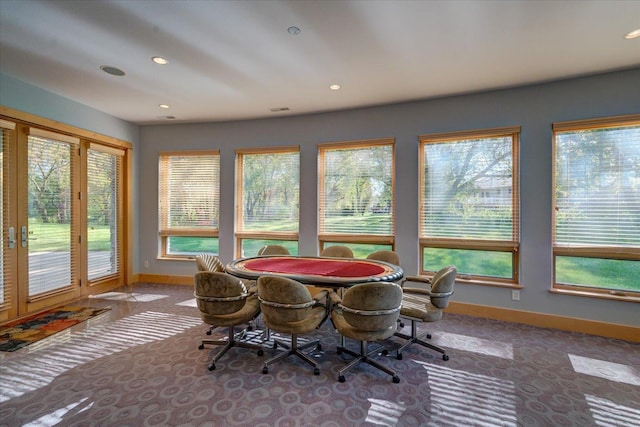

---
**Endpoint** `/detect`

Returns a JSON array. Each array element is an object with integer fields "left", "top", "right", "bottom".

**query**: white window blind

[
  {"left": 319, "top": 141, "right": 394, "bottom": 236},
  {"left": 237, "top": 149, "right": 299, "bottom": 232},
  {"left": 159, "top": 151, "right": 220, "bottom": 234},
  {"left": 554, "top": 124, "right": 640, "bottom": 250}
]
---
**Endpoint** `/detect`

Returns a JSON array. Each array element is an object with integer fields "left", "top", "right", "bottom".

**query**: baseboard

[
  {"left": 132, "top": 274, "right": 639, "bottom": 342},
  {"left": 446, "top": 301, "right": 640, "bottom": 343}
]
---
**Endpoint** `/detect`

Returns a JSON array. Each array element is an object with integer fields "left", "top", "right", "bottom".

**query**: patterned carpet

[{"left": 0, "top": 283, "right": 638, "bottom": 426}]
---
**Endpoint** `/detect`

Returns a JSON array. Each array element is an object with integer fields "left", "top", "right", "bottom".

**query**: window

[
  {"left": 318, "top": 138, "right": 395, "bottom": 258},
  {"left": 158, "top": 151, "right": 220, "bottom": 258},
  {"left": 419, "top": 127, "right": 520, "bottom": 285},
  {"left": 235, "top": 147, "right": 299, "bottom": 257},
  {"left": 553, "top": 114, "right": 640, "bottom": 298}
]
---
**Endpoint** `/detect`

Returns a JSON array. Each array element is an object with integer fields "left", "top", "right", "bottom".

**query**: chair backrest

[
  {"left": 194, "top": 271, "right": 248, "bottom": 315},
  {"left": 366, "top": 250, "right": 400, "bottom": 266},
  {"left": 257, "top": 244, "right": 290, "bottom": 256},
  {"left": 257, "top": 276, "right": 315, "bottom": 324},
  {"left": 195, "top": 253, "right": 225, "bottom": 272},
  {"left": 341, "top": 282, "right": 402, "bottom": 332},
  {"left": 429, "top": 266, "right": 457, "bottom": 309},
  {"left": 321, "top": 245, "right": 354, "bottom": 258}
]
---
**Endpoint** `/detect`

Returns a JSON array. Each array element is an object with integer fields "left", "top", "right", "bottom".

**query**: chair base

[
  {"left": 336, "top": 338, "right": 400, "bottom": 383},
  {"left": 394, "top": 318, "right": 449, "bottom": 361},
  {"left": 199, "top": 325, "right": 264, "bottom": 371},
  {"left": 262, "top": 335, "right": 321, "bottom": 375}
]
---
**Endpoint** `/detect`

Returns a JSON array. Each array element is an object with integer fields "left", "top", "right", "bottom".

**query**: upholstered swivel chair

[
  {"left": 366, "top": 250, "right": 400, "bottom": 266},
  {"left": 257, "top": 276, "right": 328, "bottom": 375},
  {"left": 321, "top": 245, "right": 354, "bottom": 258},
  {"left": 194, "top": 271, "right": 264, "bottom": 370},
  {"left": 394, "top": 266, "right": 457, "bottom": 361},
  {"left": 257, "top": 244, "right": 290, "bottom": 256},
  {"left": 330, "top": 282, "right": 403, "bottom": 383}
]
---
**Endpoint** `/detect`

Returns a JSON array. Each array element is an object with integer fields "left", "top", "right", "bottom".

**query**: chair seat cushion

[{"left": 400, "top": 291, "right": 443, "bottom": 322}]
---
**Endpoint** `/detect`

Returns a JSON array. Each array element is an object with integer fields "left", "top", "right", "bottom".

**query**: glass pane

[
  {"left": 87, "top": 149, "right": 120, "bottom": 280},
  {"left": 167, "top": 237, "right": 218, "bottom": 256},
  {"left": 321, "top": 145, "right": 393, "bottom": 235},
  {"left": 28, "top": 136, "right": 72, "bottom": 295},
  {"left": 555, "top": 126, "right": 640, "bottom": 247},
  {"left": 556, "top": 256, "right": 640, "bottom": 292},
  {"left": 241, "top": 152, "right": 299, "bottom": 232},
  {"left": 423, "top": 247, "right": 512, "bottom": 279},
  {"left": 240, "top": 239, "right": 299, "bottom": 257},
  {"left": 422, "top": 137, "right": 514, "bottom": 240},
  {"left": 325, "top": 242, "right": 392, "bottom": 259}
]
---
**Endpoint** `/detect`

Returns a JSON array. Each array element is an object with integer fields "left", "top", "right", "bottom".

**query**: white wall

[{"left": 138, "top": 68, "right": 640, "bottom": 327}]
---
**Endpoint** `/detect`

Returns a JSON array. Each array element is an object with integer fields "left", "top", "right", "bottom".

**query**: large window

[
  {"left": 318, "top": 138, "right": 395, "bottom": 257},
  {"left": 419, "top": 127, "right": 520, "bottom": 285},
  {"left": 235, "top": 147, "right": 300, "bottom": 257},
  {"left": 158, "top": 151, "right": 220, "bottom": 258},
  {"left": 553, "top": 114, "right": 640, "bottom": 299}
]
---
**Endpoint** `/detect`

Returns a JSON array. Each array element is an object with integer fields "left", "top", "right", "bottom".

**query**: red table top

[{"left": 225, "top": 255, "right": 403, "bottom": 287}]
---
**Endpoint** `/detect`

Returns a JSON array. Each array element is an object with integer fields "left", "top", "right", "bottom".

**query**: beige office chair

[
  {"left": 330, "top": 282, "right": 402, "bottom": 383},
  {"left": 194, "top": 271, "right": 264, "bottom": 370},
  {"left": 321, "top": 245, "right": 354, "bottom": 258},
  {"left": 366, "top": 250, "right": 400, "bottom": 266},
  {"left": 395, "top": 265, "right": 457, "bottom": 361},
  {"left": 257, "top": 276, "right": 328, "bottom": 375},
  {"left": 195, "top": 253, "right": 225, "bottom": 272},
  {"left": 257, "top": 244, "right": 290, "bottom": 256}
]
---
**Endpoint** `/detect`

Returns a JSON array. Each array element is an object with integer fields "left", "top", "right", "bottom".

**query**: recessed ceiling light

[
  {"left": 287, "top": 26, "right": 301, "bottom": 35},
  {"left": 330, "top": 84, "right": 341, "bottom": 90},
  {"left": 100, "top": 65, "right": 125, "bottom": 76},
  {"left": 625, "top": 29, "right": 640, "bottom": 39},
  {"left": 159, "top": 104, "right": 170, "bottom": 109},
  {"left": 152, "top": 56, "right": 169, "bottom": 65}
]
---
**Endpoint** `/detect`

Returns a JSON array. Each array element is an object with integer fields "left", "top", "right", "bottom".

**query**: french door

[{"left": 1, "top": 118, "right": 125, "bottom": 322}]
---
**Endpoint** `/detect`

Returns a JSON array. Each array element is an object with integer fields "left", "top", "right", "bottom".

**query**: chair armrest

[
  {"left": 403, "top": 287, "right": 454, "bottom": 298},
  {"left": 313, "top": 289, "right": 330, "bottom": 305},
  {"left": 401, "top": 275, "right": 433, "bottom": 287},
  {"left": 328, "top": 290, "right": 342, "bottom": 306}
]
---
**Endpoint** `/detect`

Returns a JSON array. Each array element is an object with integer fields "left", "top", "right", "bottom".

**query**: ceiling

[{"left": 1, "top": 0, "right": 639, "bottom": 125}]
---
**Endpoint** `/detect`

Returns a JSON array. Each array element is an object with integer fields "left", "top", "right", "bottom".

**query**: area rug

[{"left": 0, "top": 305, "right": 111, "bottom": 352}]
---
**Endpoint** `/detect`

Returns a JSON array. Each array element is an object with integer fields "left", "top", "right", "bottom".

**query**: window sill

[{"left": 549, "top": 287, "right": 640, "bottom": 303}]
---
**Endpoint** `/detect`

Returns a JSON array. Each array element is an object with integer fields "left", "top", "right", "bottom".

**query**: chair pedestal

[
  {"left": 262, "top": 335, "right": 321, "bottom": 375},
  {"left": 199, "top": 325, "right": 264, "bottom": 371},
  {"left": 394, "top": 317, "right": 449, "bottom": 361},
  {"left": 336, "top": 336, "right": 400, "bottom": 383}
]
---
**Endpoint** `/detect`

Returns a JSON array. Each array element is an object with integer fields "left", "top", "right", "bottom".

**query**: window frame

[
  {"left": 418, "top": 126, "right": 521, "bottom": 287},
  {"left": 158, "top": 150, "right": 220, "bottom": 259},
  {"left": 551, "top": 114, "right": 640, "bottom": 301},
  {"left": 234, "top": 146, "right": 300, "bottom": 258},
  {"left": 318, "top": 138, "right": 396, "bottom": 254}
]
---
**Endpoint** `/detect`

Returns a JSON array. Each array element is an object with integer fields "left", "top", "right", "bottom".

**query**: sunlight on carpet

[
  {"left": 365, "top": 398, "right": 405, "bottom": 426},
  {"left": 586, "top": 394, "right": 640, "bottom": 426},
  {"left": 176, "top": 298, "right": 197, "bottom": 307},
  {"left": 0, "top": 311, "right": 202, "bottom": 403},
  {"left": 433, "top": 331, "right": 514, "bottom": 359},
  {"left": 416, "top": 360, "right": 517, "bottom": 425},
  {"left": 89, "top": 292, "right": 169, "bottom": 302},
  {"left": 569, "top": 354, "right": 640, "bottom": 386}
]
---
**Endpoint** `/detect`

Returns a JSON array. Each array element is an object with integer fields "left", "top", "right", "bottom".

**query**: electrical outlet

[
  {"left": 144, "top": 260, "right": 149, "bottom": 269},
  {"left": 512, "top": 290, "right": 520, "bottom": 301}
]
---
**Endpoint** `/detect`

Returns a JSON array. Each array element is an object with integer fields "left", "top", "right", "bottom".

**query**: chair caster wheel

[
  {"left": 316, "top": 344, "right": 322, "bottom": 351},
  {"left": 399, "top": 322, "right": 405, "bottom": 328},
  {"left": 442, "top": 354, "right": 449, "bottom": 361},
  {"left": 426, "top": 334, "right": 432, "bottom": 339},
  {"left": 396, "top": 353, "right": 403, "bottom": 360},
  {"left": 257, "top": 349, "right": 264, "bottom": 356},
  {"left": 198, "top": 343, "right": 205, "bottom": 350},
  {"left": 272, "top": 342, "right": 278, "bottom": 349},
  {"left": 247, "top": 325, "right": 253, "bottom": 331},
  {"left": 336, "top": 348, "right": 342, "bottom": 355},
  {"left": 392, "top": 376, "right": 400, "bottom": 383},
  {"left": 338, "top": 375, "right": 345, "bottom": 383},
  {"left": 381, "top": 349, "right": 389, "bottom": 356},
  {"left": 208, "top": 364, "right": 216, "bottom": 371},
  {"left": 206, "top": 329, "right": 212, "bottom": 335},
  {"left": 262, "top": 367, "right": 269, "bottom": 374},
  {"left": 314, "top": 368, "right": 320, "bottom": 375}
]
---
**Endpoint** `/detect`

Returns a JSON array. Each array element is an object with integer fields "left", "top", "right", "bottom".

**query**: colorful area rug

[{"left": 0, "top": 305, "right": 111, "bottom": 352}]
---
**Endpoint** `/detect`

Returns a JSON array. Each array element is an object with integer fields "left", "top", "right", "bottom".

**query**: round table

[{"left": 225, "top": 255, "right": 403, "bottom": 288}]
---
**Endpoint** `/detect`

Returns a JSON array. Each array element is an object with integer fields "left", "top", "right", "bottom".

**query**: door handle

[{"left": 8, "top": 227, "right": 16, "bottom": 249}]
